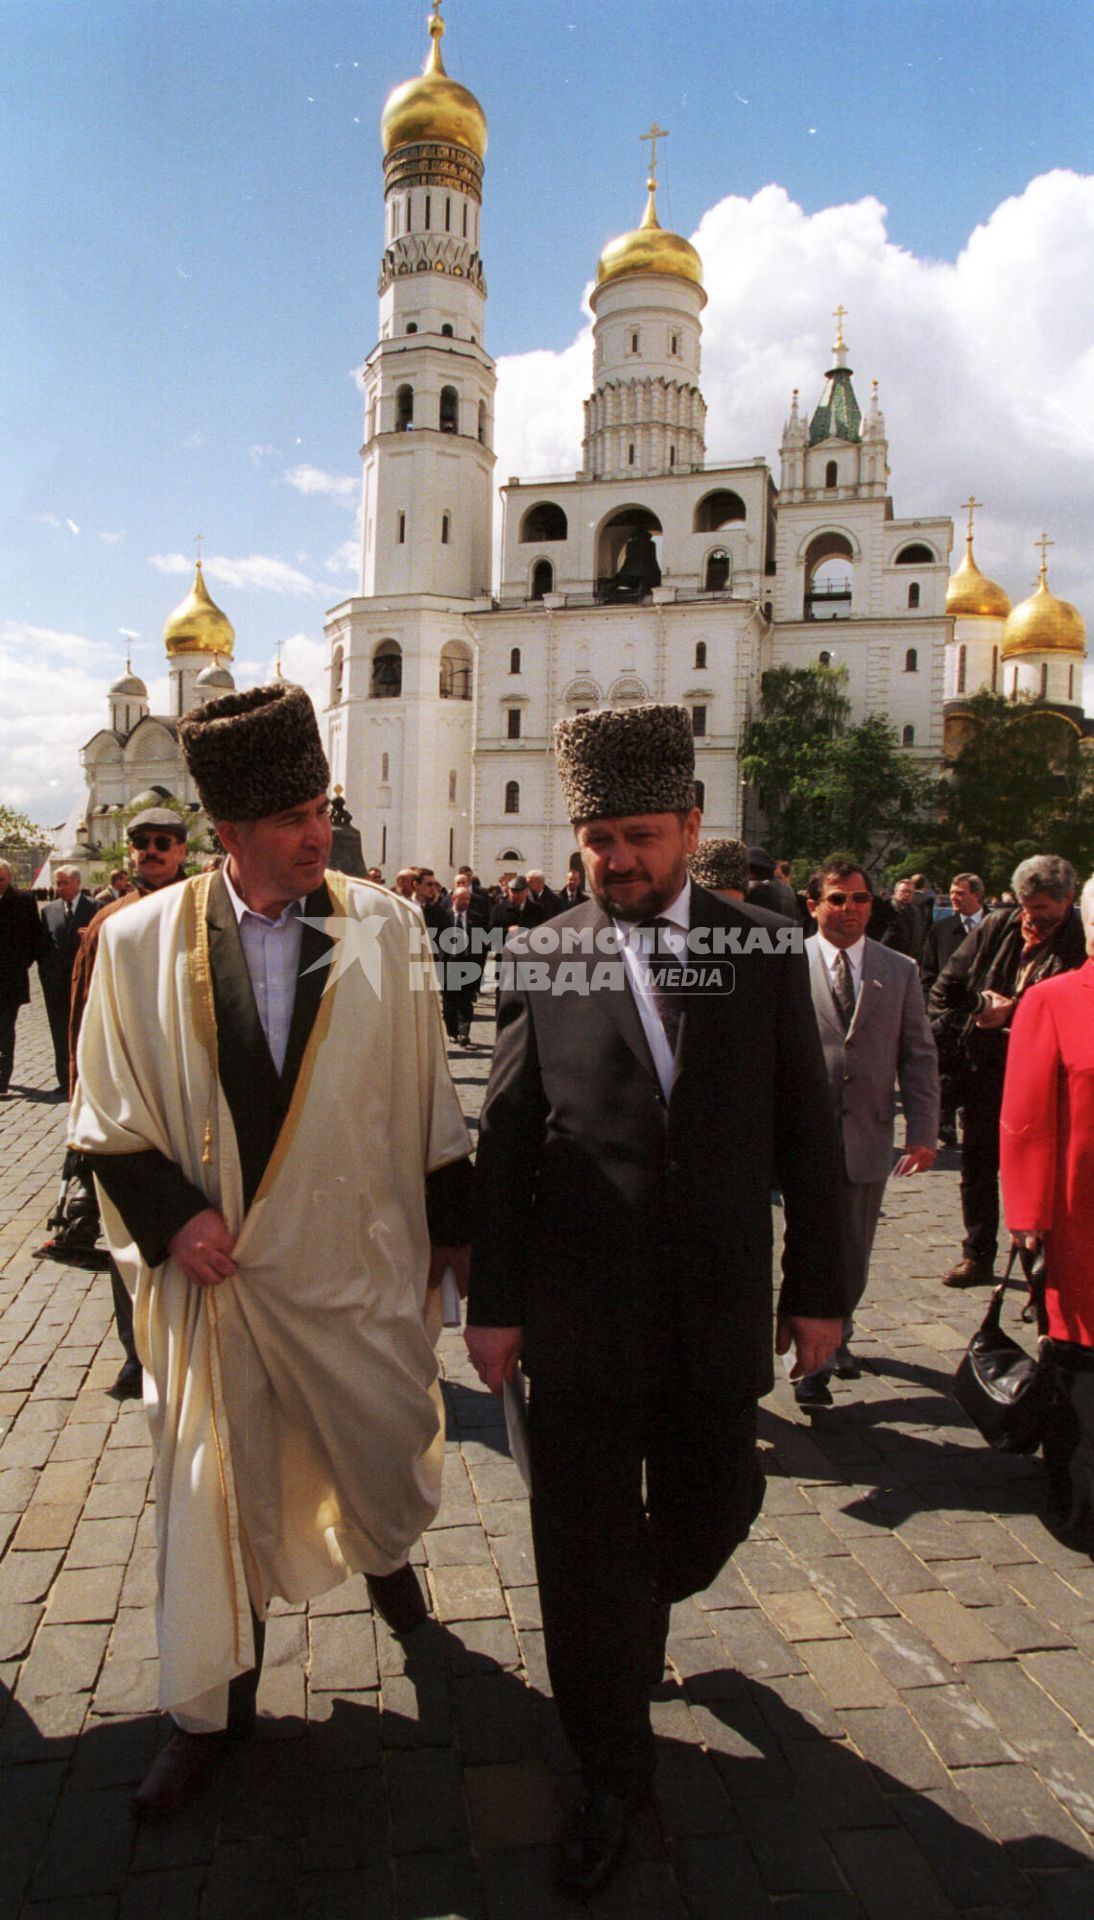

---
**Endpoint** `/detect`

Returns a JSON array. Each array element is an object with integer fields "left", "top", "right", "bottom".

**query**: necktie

[
  {"left": 643, "top": 918, "right": 685, "bottom": 1053},
  {"left": 832, "top": 949, "right": 855, "bottom": 1030}
]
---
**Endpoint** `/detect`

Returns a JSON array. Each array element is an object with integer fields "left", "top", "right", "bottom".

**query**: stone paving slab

[{"left": 2, "top": 982, "right": 1094, "bottom": 1916}]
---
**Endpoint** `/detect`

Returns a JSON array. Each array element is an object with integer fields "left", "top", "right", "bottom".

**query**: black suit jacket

[
  {"left": 469, "top": 886, "right": 847, "bottom": 1400},
  {"left": 38, "top": 894, "right": 98, "bottom": 998},
  {"left": 919, "top": 910, "right": 991, "bottom": 999},
  {"left": 0, "top": 887, "right": 44, "bottom": 1004}
]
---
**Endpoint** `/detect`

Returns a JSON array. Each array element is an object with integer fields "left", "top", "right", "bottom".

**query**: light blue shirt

[{"left": 222, "top": 863, "right": 305, "bottom": 1076}]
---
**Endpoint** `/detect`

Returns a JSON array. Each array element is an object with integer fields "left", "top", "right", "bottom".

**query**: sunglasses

[
  {"left": 823, "top": 890, "right": 872, "bottom": 906},
  {"left": 130, "top": 834, "right": 180, "bottom": 853}
]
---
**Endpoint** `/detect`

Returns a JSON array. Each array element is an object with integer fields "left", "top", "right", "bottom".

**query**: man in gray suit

[{"left": 801, "top": 858, "right": 940, "bottom": 1405}]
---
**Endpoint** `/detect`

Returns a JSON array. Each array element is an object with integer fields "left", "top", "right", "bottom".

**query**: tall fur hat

[
  {"left": 688, "top": 837, "right": 749, "bottom": 893},
  {"left": 554, "top": 704, "right": 696, "bottom": 823},
  {"left": 179, "top": 683, "right": 329, "bottom": 822}
]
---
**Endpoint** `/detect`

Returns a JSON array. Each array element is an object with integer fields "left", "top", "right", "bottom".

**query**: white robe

[{"left": 70, "top": 871, "right": 470, "bottom": 1731}]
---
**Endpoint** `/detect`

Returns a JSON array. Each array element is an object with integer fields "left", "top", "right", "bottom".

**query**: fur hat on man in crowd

[
  {"left": 688, "top": 837, "right": 749, "bottom": 894},
  {"left": 179, "top": 683, "right": 330, "bottom": 822},
  {"left": 553, "top": 704, "right": 696, "bottom": 824}
]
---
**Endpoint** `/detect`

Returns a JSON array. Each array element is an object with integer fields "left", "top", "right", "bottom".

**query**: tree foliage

[
  {"left": 921, "top": 692, "right": 1094, "bottom": 889},
  {"left": 741, "top": 665, "right": 934, "bottom": 874},
  {"left": 0, "top": 801, "right": 50, "bottom": 849}
]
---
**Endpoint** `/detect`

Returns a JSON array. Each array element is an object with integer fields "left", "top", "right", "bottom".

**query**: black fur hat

[
  {"left": 688, "top": 838, "right": 749, "bottom": 892},
  {"left": 179, "top": 683, "right": 329, "bottom": 822},
  {"left": 554, "top": 704, "right": 696, "bottom": 823}
]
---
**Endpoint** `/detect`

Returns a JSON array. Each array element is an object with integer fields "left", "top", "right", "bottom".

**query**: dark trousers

[
  {"left": 42, "top": 986, "right": 71, "bottom": 1090},
  {"left": 0, "top": 993, "right": 21, "bottom": 1092},
  {"left": 528, "top": 1383, "right": 763, "bottom": 1794},
  {"left": 960, "top": 1062, "right": 1006, "bottom": 1265},
  {"left": 109, "top": 1257, "right": 137, "bottom": 1365}
]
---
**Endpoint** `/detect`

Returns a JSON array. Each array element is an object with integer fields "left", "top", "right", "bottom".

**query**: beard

[{"left": 591, "top": 876, "right": 679, "bottom": 923}]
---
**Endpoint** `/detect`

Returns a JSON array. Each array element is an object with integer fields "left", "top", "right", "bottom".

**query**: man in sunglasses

[
  {"left": 801, "top": 859, "right": 939, "bottom": 1405},
  {"left": 35, "top": 810, "right": 191, "bottom": 1395}
]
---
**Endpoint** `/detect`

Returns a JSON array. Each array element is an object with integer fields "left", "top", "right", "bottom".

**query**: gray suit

[{"left": 807, "top": 936, "right": 940, "bottom": 1332}]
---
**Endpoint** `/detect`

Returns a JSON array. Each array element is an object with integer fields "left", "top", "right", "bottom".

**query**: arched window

[
  {"left": 448, "top": 770, "right": 457, "bottom": 804},
  {"left": 424, "top": 194, "right": 431, "bottom": 229},
  {"left": 504, "top": 780, "right": 520, "bottom": 815},
  {"left": 669, "top": 447, "right": 676, "bottom": 467},
  {"left": 441, "top": 512, "right": 451, "bottom": 545},
  {"left": 694, "top": 779, "right": 705, "bottom": 812},
  {"left": 670, "top": 333, "right": 679, "bottom": 356},
  {"left": 520, "top": 501, "right": 567, "bottom": 542},
  {"left": 630, "top": 330, "right": 640, "bottom": 353},
  {"left": 371, "top": 642, "right": 402, "bottom": 699},
  {"left": 694, "top": 641, "right": 707, "bottom": 669},
  {"left": 1069, "top": 663, "right": 1075, "bottom": 701},
  {"left": 991, "top": 646, "right": 998, "bottom": 692},
  {"left": 381, "top": 752, "right": 390, "bottom": 781},
  {"left": 628, "top": 444, "right": 635, "bottom": 466},
  {"left": 439, "top": 641, "right": 472, "bottom": 700},
  {"left": 439, "top": 386, "right": 459, "bottom": 434},
  {"left": 907, "top": 583, "right": 920, "bottom": 609},
  {"left": 1011, "top": 667, "right": 1019, "bottom": 699},
  {"left": 825, "top": 461, "right": 838, "bottom": 489},
  {"left": 895, "top": 543, "right": 936, "bottom": 564},
  {"left": 530, "top": 559, "right": 553, "bottom": 600},
  {"left": 704, "top": 550, "right": 730, "bottom": 592},
  {"left": 477, "top": 400, "right": 487, "bottom": 445},
  {"left": 804, "top": 532, "right": 854, "bottom": 621},
  {"left": 405, "top": 321, "right": 418, "bottom": 335},
  {"left": 395, "top": 385, "right": 413, "bottom": 431},
  {"left": 509, "top": 647, "right": 521, "bottom": 674},
  {"left": 957, "top": 644, "right": 967, "bottom": 694},
  {"left": 441, "top": 322, "right": 454, "bottom": 337},
  {"left": 905, "top": 648, "right": 918, "bottom": 673},
  {"left": 1040, "top": 662, "right": 1048, "bottom": 699},
  {"left": 693, "top": 491, "right": 746, "bottom": 533},
  {"left": 330, "top": 645, "right": 344, "bottom": 706},
  {"left": 397, "top": 511, "right": 406, "bottom": 544},
  {"left": 902, "top": 725, "right": 915, "bottom": 747},
  {"left": 818, "top": 650, "right": 831, "bottom": 667}
]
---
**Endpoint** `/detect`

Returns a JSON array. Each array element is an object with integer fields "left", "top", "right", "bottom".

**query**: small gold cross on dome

[{"left": 640, "top": 122, "right": 669, "bottom": 185}]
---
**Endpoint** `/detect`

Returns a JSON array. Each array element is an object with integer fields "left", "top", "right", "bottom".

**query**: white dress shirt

[
  {"left": 614, "top": 879, "right": 692, "bottom": 1102},
  {"left": 222, "top": 864, "right": 306, "bottom": 1076},
  {"left": 816, "top": 931, "right": 866, "bottom": 1019}
]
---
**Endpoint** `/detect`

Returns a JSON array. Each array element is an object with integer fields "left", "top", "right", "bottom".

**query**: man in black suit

[
  {"left": 489, "top": 873, "right": 550, "bottom": 934},
  {"left": 0, "top": 859, "right": 44, "bottom": 1097},
  {"left": 525, "top": 869, "right": 561, "bottom": 917},
  {"left": 556, "top": 867, "right": 588, "bottom": 911},
  {"left": 919, "top": 873, "right": 989, "bottom": 1147},
  {"left": 38, "top": 866, "right": 98, "bottom": 1091},
  {"left": 439, "top": 876, "right": 490, "bottom": 1044},
  {"left": 467, "top": 704, "right": 846, "bottom": 1896}
]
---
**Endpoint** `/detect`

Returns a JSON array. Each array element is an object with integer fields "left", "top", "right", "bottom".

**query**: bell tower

[{"left": 324, "top": 4, "right": 494, "bottom": 873}]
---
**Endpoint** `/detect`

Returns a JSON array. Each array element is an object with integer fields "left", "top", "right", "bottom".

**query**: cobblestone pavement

[{"left": 2, "top": 980, "right": 1094, "bottom": 1919}]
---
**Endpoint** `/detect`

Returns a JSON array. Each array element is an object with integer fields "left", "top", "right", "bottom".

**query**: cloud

[
  {"left": 493, "top": 169, "right": 1094, "bottom": 632},
  {"left": 325, "top": 537, "right": 359, "bottom": 577},
  {"left": 250, "top": 443, "right": 279, "bottom": 465},
  {"left": 0, "top": 622, "right": 116, "bottom": 823},
  {"left": 98, "top": 531, "right": 124, "bottom": 545},
  {"left": 283, "top": 464, "right": 357, "bottom": 503},
  {"left": 148, "top": 552, "right": 320, "bottom": 596}
]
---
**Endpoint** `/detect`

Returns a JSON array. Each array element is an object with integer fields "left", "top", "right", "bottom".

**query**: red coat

[{"left": 1000, "top": 959, "right": 1094, "bottom": 1345}]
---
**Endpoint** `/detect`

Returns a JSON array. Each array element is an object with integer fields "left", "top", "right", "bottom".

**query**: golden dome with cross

[{"left": 381, "top": 3, "right": 487, "bottom": 163}]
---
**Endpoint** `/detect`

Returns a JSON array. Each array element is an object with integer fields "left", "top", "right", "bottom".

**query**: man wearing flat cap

[
  {"left": 466, "top": 703, "right": 847, "bottom": 1896},
  {"left": 71, "top": 684, "right": 472, "bottom": 1818}
]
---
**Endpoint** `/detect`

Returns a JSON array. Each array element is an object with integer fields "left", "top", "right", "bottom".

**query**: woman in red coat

[{"left": 1000, "top": 890, "right": 1094, "bottom": 1535}]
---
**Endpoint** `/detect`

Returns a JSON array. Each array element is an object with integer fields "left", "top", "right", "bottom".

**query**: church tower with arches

[{"left": 324, "top": 2, "right": 495, "bottom": 874}]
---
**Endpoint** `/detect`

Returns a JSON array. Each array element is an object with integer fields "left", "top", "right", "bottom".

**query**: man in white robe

[{"left": 70, "top": 684, "right": 471, "bottom": 1817}]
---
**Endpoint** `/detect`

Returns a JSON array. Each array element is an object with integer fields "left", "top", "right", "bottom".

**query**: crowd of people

[{"left": 2, "top": 686, "right": 1093, "bottom": 1896}]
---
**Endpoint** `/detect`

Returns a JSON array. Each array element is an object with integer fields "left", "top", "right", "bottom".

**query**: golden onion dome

[
  {"left": 1003, "top": 562, "right": 1086, "bottom": 659},
  {"left": 595, "top": 184, "right": 704, "bottom": 296},
  {"left": 163, "top": 560, "right": 235, "bottom": 659},
  {"left": 381, "top": 6, "right": 487, "bottom": 163},
  {"left": 945, "top": 537, "right": 1011, "bottom": 619}
]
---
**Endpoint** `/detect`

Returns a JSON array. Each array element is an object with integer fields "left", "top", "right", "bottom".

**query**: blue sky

[{"left": 4, "top": 0, "right": 1094, "bottom": 825}]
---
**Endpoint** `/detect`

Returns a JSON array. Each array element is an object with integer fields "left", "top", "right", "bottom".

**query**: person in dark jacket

[
  {"left": 0, "top": 860, "right": 44, "bottom": 1096},
  {"left": 919, "top": 873, "right": 991, "bottom": 1146},
  {"left": 37, "top": 867, "right": 98, "bottom": 1090},
  {"left": 929, "top": 854, "right": 1085, "bottom": 1288}
]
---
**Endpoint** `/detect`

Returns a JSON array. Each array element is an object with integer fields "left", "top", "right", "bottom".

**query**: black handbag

[{"left": 953, "top": 1245, "right": 1049, "bottom": 1454}]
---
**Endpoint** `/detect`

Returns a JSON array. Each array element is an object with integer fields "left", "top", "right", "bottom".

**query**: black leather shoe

[
  {"left": 832, "top": 1346, "right": 861, "bottom": 1381},
  {"left": 794, "top": 1374, "right": 833, "bottom": 1408},
  {"left": 555, "top": 1787, "right": 644, "bottom": 1897},
  {"left": 109, "top": 1358, "right": 144, "bottom": 1401},
  {"left": 132, "top": 1728, "right": 225, "bottom": 1819},
  {"left": 366, "top": 1564, "right": 428, "bottom": 1635}
]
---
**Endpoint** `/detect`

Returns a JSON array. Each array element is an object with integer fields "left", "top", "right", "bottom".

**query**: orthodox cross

[
  {"left": 963, "top": 496, "right": 982, "bottom": 541},
  {"left": 640, "top": 122, "right": 668, "bottom": 185},
  {"left": 1036, "top": 530, "right": 1054, "bottom": 578},
  {"left": 832, "top": 303, "right": 848, "bottom": 349},
  {"left": 194, "top": 533, "right": 205, "bottom": 564}
]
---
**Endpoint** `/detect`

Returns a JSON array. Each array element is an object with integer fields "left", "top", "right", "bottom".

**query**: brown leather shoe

[
  {"left": 366, "top": 1564, "right": 427, "bottom": 1635},
  {"left": 943, "top": 1257, "right": 995, "bottom": 1289},
  {"left": 131, "top": 1728, "right": 224, "bottom": 1819}
]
